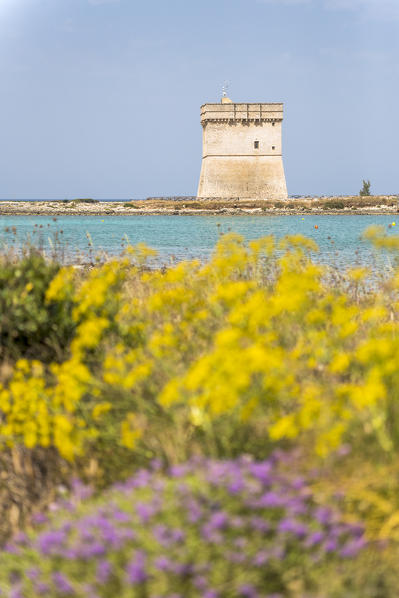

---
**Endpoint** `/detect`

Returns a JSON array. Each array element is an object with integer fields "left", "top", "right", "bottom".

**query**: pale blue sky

[{"left": 0, "top": 0, "right": 398, "bottom": 198}]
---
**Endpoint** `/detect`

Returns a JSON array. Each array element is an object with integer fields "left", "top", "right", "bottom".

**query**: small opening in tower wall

[
  {"left": 254, "top": 141, "right": 259, "bottom": 149},
  {"left": 272, "top": 146, "right": 276, "bottom": 150}
]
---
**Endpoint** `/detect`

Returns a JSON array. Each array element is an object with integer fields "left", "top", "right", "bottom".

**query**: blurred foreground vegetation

[{"left": 1, "top": 228, "right": 399, "bottom": 595}]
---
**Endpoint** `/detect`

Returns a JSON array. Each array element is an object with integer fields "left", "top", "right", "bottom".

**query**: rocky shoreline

[{"left": 0, "top": 197, "right": 398, "bottom": 216}]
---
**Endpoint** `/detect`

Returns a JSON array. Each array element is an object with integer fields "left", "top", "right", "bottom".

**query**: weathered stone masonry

[{"left": 197, "top": 98, "right": 288, "bottom": 200}]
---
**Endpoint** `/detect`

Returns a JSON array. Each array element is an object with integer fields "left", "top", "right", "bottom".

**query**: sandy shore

[{"left": 0, "top": 197, "right": 398, "bottom": 216}]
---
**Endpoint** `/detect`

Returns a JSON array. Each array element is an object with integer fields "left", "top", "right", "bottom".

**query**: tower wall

[{"left": 197, "top": 102, "right": 288, "bottom": 200}]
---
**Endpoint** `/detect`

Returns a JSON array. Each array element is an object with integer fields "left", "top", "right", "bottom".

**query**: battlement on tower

[{"left": 200, "top": 103, "right": 284, "bottom": 125}]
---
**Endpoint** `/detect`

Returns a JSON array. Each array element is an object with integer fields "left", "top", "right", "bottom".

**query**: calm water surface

[{"left": 0, "top": 214, "right": 397, "bottom": 269}]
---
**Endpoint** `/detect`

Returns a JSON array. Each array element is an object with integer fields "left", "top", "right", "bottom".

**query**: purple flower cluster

[{"left": 2, "top": 454, "right": 367, "bottom": 597}]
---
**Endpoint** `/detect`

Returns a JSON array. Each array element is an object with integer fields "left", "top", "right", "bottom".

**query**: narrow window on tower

[
  {"left": 254, "top": 141, "right": 259, "bottom": 149},
  {"left": 272, "top": 146, "right": 276, "bottom": 150}
]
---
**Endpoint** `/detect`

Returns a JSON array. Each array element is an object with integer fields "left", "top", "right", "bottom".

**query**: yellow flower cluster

[
  {"left": 0, "top": 358, "right": 93, "bottom": 460},
  {"left": 0, "top": 231, "right": 398, "bottom": 464},
  {"left": 0, "top": 258, "right": 130, "bottom": 460}
]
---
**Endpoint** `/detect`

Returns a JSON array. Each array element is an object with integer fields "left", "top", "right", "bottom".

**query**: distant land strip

[{"left": 0, "top": 197, "right": 398, "bottom": 216}]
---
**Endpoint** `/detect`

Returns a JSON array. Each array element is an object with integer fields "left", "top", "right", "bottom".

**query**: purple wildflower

[
  {"left": 208, "top": 511, "right": 228, "bottom": 530},
  {"left": 269, "top": 545, "right": 286, "bottom": 560},
  {"left": 132, "top": 469, "right": 152, "bottom": 488},
  {"left": 305, "top": 531, "right": 324, "bottom": 547},
  {"left": 153, "top": 524, "right": 184, "bottom": 547},
  {"left": 154, "top": 556, "right": 174, "bottom": 571},
  {"left": 170, "top": 464, "right": 190, "bottom": 478},
  {"left": 193, "top": 576, "right": 207, "bottom": 590},
  {"left": 253, "top": 550, "right": 269, "bottom": 566},
  {"left": 82, "top": 585, "right": 100, "bottom": 598},
  {"left": 96, "top": 560, "right": 112, "bottom": 584},
  {"left": 228, "top": 478, "right": 245, "bottom": 494},
  {"left": 285, "top": 496, "right": 308, "bottom": 516},
  {"left": 173, "top": 528, "right": 185, "bottom": 542},
  {"left": 291, "top": 477, "right": 306, "bottom": 490},
  {"left": 13, "top": 532, "right": 28, "bottom": 546},
  {"left": 76, "top": 542, "right": 107, "bottom": 559},
  {"left": 71, "top": 478, "right": 94, "bottom": 501},
  {"left": 201, "top": 524, "right": 223, "bottom": 544},
  {"left": 227, "top": 551, "right": 246, "bottom": 564},
  {"left": 234, "top": 537, "right": 248, "bottom": 548},
  {"left": 239, "top": 583, "right": 259, "bottom": 598},
  {"left": 61, "top": 548, "right": 80, "bottom": 559},
  {"left": 10, "top": 587, "right": 24, "bottom": 598},
  {"left": 152, "top": 522, "right": 166, "bottom": 539},
  {"left": 173, "top": 562, "right": 196, "bottom": 576},
  {"left": 135, "top": 501, "right": 158, "bottom": 523},
  {"left": 249, "top": 461, "right": 272, "bottom": 483},
  {"left": 150, "top": 458, "right": 162, "bottom": 471},
  {"left": 314, "top": 507, "right": 333, "bottom": 525},
  {"left": 336, "top": 444, "right": 351, "bottom": 457},
  {"left": 0, "top": 456, "right": 369, "bottom": 598},
  {"left": 278, "top": 518, "right": 307, "bottom": 537},
  {"left": 32, "top": 513, "right": 49, "bottom": 525},
  {"left": 340, "top": 537, "right": 367, "bottom": 558},
  {"left": 324, "top": 538, "right": 338, "bottom": 553},
  {"left": 60, "top": 521, "right": 73, "bottom": 534},
  {"left": 37, "top": 530, "right": 66, "bottom": 556},
  {"left": 26, "top": 568, "right": 40, "bottom": 581},
  {"left": 256, "top": 491, "right": 284, "bottom": 508},
  {"left": 250, "top": 516, "right": 270, "bottom": 532},
  {"left": 111, "top": 509, "right": 131, "bottom": 523},
  {"left": 347, "top": 522, "right": 365, "bottom": 538},
  {"left": 126, "top": 551, "right": 148, "bottom": 585},
  {"left": 52, "top": 572, "right": 74, "bottom": 594},
  {"left": 230, "top": 515, "right": 244, "bottom": 528},
  {"left": 184, "top": 498, "right": 203, "bottom": 523},
  {"left": 35, "top": 582, "right": 50, "bottom": 595}
]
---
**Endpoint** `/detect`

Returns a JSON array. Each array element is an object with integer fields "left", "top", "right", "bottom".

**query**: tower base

[{"left": 197, "top": 155, "right": 288, "bottom": 200}]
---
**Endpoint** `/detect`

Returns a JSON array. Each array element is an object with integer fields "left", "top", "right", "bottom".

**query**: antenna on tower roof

[{"left": 222, "top": 81, "right": 229, "bottom": 99}]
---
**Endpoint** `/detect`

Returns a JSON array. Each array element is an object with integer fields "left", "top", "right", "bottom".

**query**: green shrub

[
  {"left": 72, "top": 199, "right": 99, "bottom": 204},
  {"left": 0, "top": 252, "right": 75, "bottom": 362},
  {"left": 322, "top": 201, "right": 345, "bottom": 210}
]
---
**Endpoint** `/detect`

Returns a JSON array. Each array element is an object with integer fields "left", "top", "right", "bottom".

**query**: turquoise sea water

[{"left": 0, "top": 214, "right": 397, "bottom": 268}]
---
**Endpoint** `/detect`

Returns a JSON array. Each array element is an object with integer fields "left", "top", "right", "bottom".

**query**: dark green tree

[{"left": 359, "top": 179, "right": 371, "bottom": 196}]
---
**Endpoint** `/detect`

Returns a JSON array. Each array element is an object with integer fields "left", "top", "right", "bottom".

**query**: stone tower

[{"left": 197, "top": 97, "right": 288, "bottom": 200}]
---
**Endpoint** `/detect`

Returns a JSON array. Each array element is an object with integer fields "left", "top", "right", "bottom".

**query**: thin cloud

[
  {"left": 257, "top": 0, "right": 399, "bottom": 19},
  {"left": 326, "top": 0, "right": 399, "bottom": 18},
  {"left": 88, "top": 0, "right": 120, "bottom": 5},
  {"left": 256, "top": 0, "right": 311, "bottom": 4},
  {"left": 327, "top": 0, "right": 394, "bottom": 7}
]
